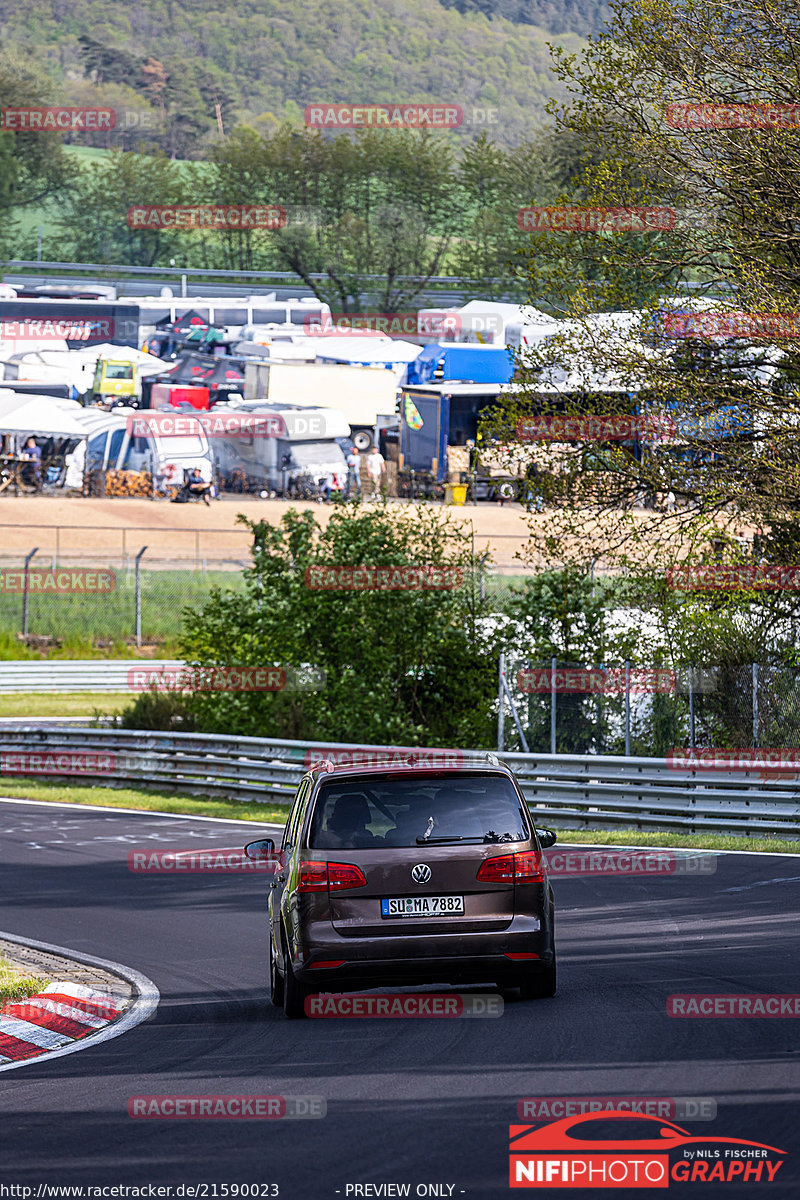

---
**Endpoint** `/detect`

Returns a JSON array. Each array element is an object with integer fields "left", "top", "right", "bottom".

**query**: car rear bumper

[{"left": 291, "top": 921, "right": 554, "bottom": 989}]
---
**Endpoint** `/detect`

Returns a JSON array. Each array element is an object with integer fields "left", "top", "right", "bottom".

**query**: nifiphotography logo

[{"left": 508, "top": 1111, "right": 786, "bottom": 1187}]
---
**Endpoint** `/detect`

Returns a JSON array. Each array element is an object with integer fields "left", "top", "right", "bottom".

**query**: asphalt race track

[{"left": 1, "top": 797, "right": 799, "bottom": 1198}]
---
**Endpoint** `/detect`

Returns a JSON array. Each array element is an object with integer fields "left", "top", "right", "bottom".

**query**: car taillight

[
  {"left": 297, "top": 861, "right": 329, "bottom": 892},
  {"left": 327, "top": 862, "right": 368, "bottom": 890},
  {"left": 476, "top": 853, "right": 515, "bottom": 883},
  {"left": 296, "top": 861, "right": 368, "bottom": 892},
  {"left": 476, "top": 850, "right": 544, "bottom": 884},
  {"left": 514, "top": 849, "right": 545, "bottom": 882}
]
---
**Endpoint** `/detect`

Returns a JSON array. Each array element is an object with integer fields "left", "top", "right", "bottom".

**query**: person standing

[
  {"left": 345, "top": 446, "right": 361, "bottom": 499},
  {"left": 366, "top": 445, "right": 386, "bottom": 500}
]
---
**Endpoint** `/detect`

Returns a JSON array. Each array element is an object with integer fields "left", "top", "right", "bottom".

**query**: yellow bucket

[{"left": 445, "top": 483, "right": 468, "bottom": 505}]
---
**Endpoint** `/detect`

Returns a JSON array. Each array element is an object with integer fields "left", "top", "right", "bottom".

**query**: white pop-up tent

[{"left": 0, "top": 394, "right": 87, "bottom": 438}]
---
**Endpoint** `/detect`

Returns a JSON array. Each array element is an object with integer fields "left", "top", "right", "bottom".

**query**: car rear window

[{"left": 308, "top": 773, "right": 530, "bottom": 849}]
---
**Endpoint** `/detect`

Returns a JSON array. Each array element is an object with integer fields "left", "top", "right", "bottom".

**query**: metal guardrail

[
  {"left": 0, "top": 726, "right": 797, "bottom": 836},
  {"left": 0, "top": 660, "right": 182, "bottom": 693},
  {"left": 4, "top": 260, "right": 469, "bottom": 285}
]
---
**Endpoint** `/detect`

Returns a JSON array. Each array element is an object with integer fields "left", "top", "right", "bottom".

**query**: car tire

[
  {"left": 353, "top": 430, "right": 373, "bottom": 451},
  {"left": 269, "top": 936, "right": 284, "bottom": 1009},
  {"left": 519, "top": 957, "right": 557, "bottom": 1000},
  {"left": 282, "top": 938, "right": 310, "bottom": 1019}
]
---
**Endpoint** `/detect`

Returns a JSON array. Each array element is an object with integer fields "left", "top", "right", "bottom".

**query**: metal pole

[
  {"left": 181, "top": 274, "right": 187, "bottom": 298},
  {"left": 497, "top": 652, "right": 506, "bottom": 752},
  {"left": 21, "top": 547, "right": 39, "bottom": 638},
  {"left": 689, "top": 665, "right": 696, "bottom": 748},
  {"left": 135, "top": 546, "right": 147, "bottom": 648},
  {"left": 624, "top": 659, "right": 631, "bottom": 756},
  {"left": 550, "top": 656, "right": 557, "bottom": 754},
  {"left": 752, "top": 662, "right": 758, "bottom": 748}
]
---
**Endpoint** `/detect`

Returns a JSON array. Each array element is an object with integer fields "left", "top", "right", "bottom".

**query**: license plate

[{"left": 380, "top": 895, "right": 465, "bottom": 918}]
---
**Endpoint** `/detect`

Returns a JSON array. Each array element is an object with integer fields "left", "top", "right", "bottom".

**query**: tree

[
  {"left": 487, "top": 0, "right": 800, "bottom": 585},
  {"left": 0, "top": 51, "right": 69, "bottom": 233},
  {"left": 207, "top": 125, "right": 459, "bottom": 311},
  {"left": 53, "top": 150, "right": 191, "bottom": 265},
  {"left": 177, "top": 504, "right": 500, "bottom": 747}
]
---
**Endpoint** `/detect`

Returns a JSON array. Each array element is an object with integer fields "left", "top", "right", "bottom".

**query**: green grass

[
  {"left": 0, "top": 778, "right": 291, "bottom": 823},
  {"left": 545, "top": 828, "right": 800, "bottom": 854},
  {"left": 0, "top": 569, "right": 247, "bottom": 651},
  {"left": 0, "top": 956, "right": 49, "bottom": 1004},
  {"left": 0, "top": 780, "right": 796, "bottom": 851},
  {"left": 0, "top": 693, "right": 131, "bottom": 718}
]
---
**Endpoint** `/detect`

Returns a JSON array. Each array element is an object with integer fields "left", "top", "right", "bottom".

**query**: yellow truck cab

[{"left": 92, "top": 359, "right": 137, "bottom": 402}]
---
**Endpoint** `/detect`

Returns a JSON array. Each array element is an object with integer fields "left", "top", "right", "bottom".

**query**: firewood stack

[{"left": 105, "top": 469, "right": 153, "bottom": 497}]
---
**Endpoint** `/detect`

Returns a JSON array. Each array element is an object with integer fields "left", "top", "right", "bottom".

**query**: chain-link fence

[
  {"left": 500, "top": 659, "right": 800, "bottom": 755},
  {"left": 0, "top": 561, "right": 248, "bottom": 647}
]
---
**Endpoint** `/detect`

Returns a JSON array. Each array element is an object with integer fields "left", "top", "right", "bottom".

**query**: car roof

[{"left": 304, "top": 760, "right": 514, "bottom": 784}]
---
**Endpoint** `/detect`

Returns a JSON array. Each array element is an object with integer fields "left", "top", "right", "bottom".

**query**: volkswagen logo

[{"left": 411, "top": 863, "right": 432, "bottom": 884}]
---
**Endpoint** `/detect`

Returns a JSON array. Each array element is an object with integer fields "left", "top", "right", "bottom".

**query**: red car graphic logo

[{"left": 509, "top": 1111, "right": 786, "bottom": 1188}]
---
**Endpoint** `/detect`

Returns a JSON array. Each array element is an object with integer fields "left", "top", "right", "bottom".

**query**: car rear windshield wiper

[{"left": 415, "top": 835, "right": 485, "bottom": 844}]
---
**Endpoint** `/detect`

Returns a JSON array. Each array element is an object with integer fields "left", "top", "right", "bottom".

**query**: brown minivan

[{"left": 245, "top": 758, "right": 557, "bottom": 1018}]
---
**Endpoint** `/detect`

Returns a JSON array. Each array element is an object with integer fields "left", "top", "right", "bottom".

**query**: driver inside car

[{"left": 322, "top": 794, "right": 377, "bottom": 848}]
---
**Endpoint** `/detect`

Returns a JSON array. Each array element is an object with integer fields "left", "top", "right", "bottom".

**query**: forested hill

[
  {"left": 0, "top": 0, "right": 592, "bottom": 152},
  {"left": 440, "top": 0, "right": 609, "bottom": 34}
]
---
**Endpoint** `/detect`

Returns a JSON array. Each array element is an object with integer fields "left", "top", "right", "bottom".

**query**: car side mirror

[
  {"left": 536, "top": 828, "right": 557, "bottom": 849},
  {"left": 244, "top": 837, "right": 276, "bottom": 860}
]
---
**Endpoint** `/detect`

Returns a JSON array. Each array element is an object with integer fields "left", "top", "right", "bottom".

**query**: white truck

[{"left": 243, "top": 360, "right": 398, "bottom": 450}]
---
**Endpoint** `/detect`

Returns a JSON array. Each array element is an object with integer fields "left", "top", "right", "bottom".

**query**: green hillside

[{"left": 0, "top": 0, "right": 587, "bottom": 150}]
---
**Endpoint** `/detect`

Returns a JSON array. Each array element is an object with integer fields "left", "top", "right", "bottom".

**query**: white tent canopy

[{"left": 0, "top": 394, "right": 87, "bottom": 437}]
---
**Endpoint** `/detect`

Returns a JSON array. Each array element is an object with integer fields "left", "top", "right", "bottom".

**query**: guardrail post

[
  {"left": 497, "top": 652, "right": 506, "bottom": 751},
  {"left": 21, "top": 547, "right": 39, "bottom": 638},
  {"left": 752, "top": 662, "right": 758, "bottom": 747},
  {"left": 550, "top": 656, "right": 557, "bottom": 754},
  {"left": 135, "top": 546, "right": 148, "bottom": 647},
  {"left": 624, "top": 660, "right": 631, "bottom": 756}
]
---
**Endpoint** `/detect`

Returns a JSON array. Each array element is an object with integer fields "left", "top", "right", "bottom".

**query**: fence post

[
  {"left": 550, "top": 656, "right": 557, "bottom": 755},
  {"left": 689, "top": 665, "right": 695, "bottom": 748},
  {"left": 21, "top": 547, "right": 39, "bottom": 638},
  {"left": 752, "top": 662, "right": 758, "bottom": 747},
  {"left": 624, "top": 660, "right": 631, "bottom": 756},
  {"left": 497, "top": 651, "right": 506, "bottom": 752},
  {"left": 134, "top": 546, "right": 148, "bottom": 648}
]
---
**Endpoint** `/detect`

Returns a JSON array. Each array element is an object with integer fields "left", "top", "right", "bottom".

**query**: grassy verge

[
  {"left": 0, "top": 694, "right": 131, "bottom": 719},
  {"left": 0, "top": 779, "right": 291, "bottom": 824},
  {"left": 0, "top": 780, "right": 796, "bottom": 852},
  {"left": 539, "top": 828, "right": 800, "bottom": 854},
  {"left": 0, "top": 956, "right": 49, "bottom": 1003}
]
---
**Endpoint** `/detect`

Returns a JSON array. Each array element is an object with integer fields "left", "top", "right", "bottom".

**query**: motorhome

[{"left": 204, "top": 400, "right": 350, "bottom": 495}]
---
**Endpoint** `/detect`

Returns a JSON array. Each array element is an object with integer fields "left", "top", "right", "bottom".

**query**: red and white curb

[
  {"left": 0, "top": 981, "right": 120, "bottom": 1064},
  {"left": 0, "top": 931, "right": 159, "bottom": 1073}
]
